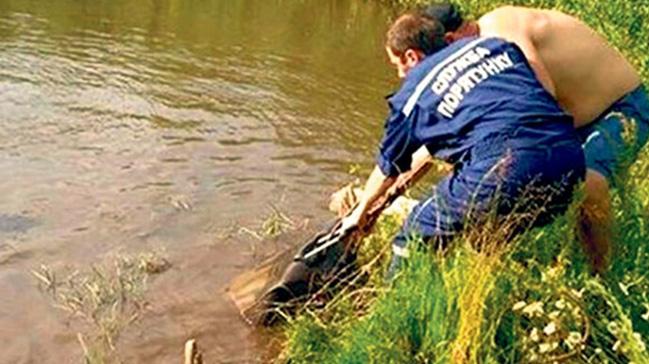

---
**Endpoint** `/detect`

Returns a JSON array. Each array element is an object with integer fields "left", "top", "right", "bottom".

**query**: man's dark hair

[
  {"left": 386, "top": 12, "right": 446, "bottom": 56},
  {"left": 423, "top": 2, "right": 464, "bottom": 32}
]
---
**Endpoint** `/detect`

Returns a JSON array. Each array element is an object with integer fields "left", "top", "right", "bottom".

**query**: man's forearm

[
  {"left": 356, "top": 166, "right": 397, "bottom": 217},
  {"left": 359, "top": 147, "right": 431, "bottom": 216},
  {"left": 411, "top": 146, "right": 433, "bottom": 171}
]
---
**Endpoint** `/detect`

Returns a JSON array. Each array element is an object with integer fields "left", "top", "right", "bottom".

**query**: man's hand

[
  {"left": 340, "top": 203, "right": 366, "bottom": 233},
  {"left": 336, "top": 166, "right": 397, "bottom": 234}
]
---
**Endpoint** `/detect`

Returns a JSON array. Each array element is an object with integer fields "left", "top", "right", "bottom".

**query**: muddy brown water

[{"left": 0, "top": 0, "right": 399, "bottom": 362}]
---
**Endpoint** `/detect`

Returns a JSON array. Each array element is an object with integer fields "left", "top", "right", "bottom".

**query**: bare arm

[
  {"left": 344, "top": 166, "right": 397, "bottom": 230},
  {"left": 351, "top": 145, "right": 434, "bottom": 223},
  {"left": 330, "top": 146, "right": 439, "bottom": 217},
  {"left": 343, "top": 146, "right": 439, "bottom": 229},
  {"left": 410, "top": 146, "right": 434, "bottom": 172}
]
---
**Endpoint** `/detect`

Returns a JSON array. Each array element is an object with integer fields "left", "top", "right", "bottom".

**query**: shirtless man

[{"left": 423, "top": 3, "right": 649, "bottom": 273}]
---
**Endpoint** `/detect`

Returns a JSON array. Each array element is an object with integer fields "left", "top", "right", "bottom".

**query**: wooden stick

[{"left": 184, "top": 339, "right": 203, "bottom": 364}]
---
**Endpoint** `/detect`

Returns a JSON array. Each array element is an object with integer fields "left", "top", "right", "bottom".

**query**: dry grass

[{"left": 32, "top": 251, "right": 171, "bottom": 364}]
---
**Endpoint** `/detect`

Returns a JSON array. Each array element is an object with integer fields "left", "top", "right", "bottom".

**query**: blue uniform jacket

[{"left": 377, "top": 37, "right": 575, "bottom": 177}]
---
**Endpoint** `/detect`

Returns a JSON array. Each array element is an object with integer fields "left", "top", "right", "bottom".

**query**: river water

[{"left": 0, "top": 0, "right": 398, "bottom": 362}]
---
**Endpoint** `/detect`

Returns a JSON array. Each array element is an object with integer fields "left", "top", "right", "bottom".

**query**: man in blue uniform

[{"left": 342, "top": 12, "right": 586, "bottom": 275}]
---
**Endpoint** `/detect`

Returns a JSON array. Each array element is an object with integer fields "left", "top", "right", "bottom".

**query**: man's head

[
  {"left": 423, "top": 2, "right": 480, "bottom": 43},
  {"left": 385, "top": 12, "right": 446, "bottom": 78}
]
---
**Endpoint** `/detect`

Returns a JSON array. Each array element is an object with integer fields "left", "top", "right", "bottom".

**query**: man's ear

[
  {"left": 443, "top": 31, "right": 457, "bottom": 44},
  {"left": 403, "top": 48, "right": 424, "bottom": 66}
]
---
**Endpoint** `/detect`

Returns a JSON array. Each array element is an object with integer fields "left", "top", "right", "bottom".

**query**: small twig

[
  {"left": 184, "top": 339, "right": 203, "bottom": 364},
  {"left": 238, "top": 227, "right": 263, "bottom": 241},
  {"left": 77, "top": 333, "right": 90, "bottom": 363}
]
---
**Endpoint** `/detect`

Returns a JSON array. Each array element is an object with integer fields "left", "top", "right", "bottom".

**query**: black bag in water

[
  {"left": 252, "top": 220, "right": 360, "bottom": 326},
  {"left": 232, "top": 162, "right": 433, "bottom": 326}
]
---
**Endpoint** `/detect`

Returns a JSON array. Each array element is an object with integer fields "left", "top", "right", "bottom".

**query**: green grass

[
  {"left": 391, "top": 0, "right": 649, "bottom": 85},
  {"left": 282, "top": 153, "right": 649, "bottom": 364},
  {"left": 281, "top": 1, "right": 649, "bottom": 363}
]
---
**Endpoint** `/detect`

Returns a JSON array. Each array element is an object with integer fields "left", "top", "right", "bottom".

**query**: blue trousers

[{"left": 388, "top": 141, "right": 585, "bottom": 278}]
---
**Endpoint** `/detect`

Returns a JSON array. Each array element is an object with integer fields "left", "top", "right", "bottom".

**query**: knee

[
  {"left": 584, "top": 170, "right": 610, "bottom": 202},
  {"left": 582, "top": 169, "right": 611, "bottom": 217}
]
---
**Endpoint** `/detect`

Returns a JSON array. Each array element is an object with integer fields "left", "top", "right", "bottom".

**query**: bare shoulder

[
  {"left": 480, "top": 6, "right": 529, "bottom": 25},
  {"left": 479, "top": 6, "right": 550, "bottom": 40}
]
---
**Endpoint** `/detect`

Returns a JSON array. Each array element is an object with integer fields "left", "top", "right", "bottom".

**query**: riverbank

[{"left": 281, "top": 0, "right": 649, "bottom": 362}]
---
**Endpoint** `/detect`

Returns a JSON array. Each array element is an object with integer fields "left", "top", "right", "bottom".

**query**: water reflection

[
  {"left": 0, "top": 0, "right": 397, "bottom": 362},
  {"left": 0, "top": 213, "right": 37, "bottom": 233}
]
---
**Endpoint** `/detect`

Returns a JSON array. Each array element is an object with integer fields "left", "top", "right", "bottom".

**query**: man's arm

[
  {"left": 330, "top": 146, "right": 441, "bottom": 217},
  {"left": 343, "top": 98, "right": 430, "bottom": 229},
  {"left": 410, "top": 145, "right": 434, "bottom": 172},
  {"left": 343, "top": 145, "right": 440, "bottom": 229},
  {"left": 343, "top": 166, "right": 397, "bottom": 230},
  {"left": 342, "top": 144, "right": 451, "bottom": 227}
]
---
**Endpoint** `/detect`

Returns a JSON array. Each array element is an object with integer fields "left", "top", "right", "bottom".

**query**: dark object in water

[
  {"left": 227, "top": 161, "right": 433, "bottom": 326},
  {"left": 251, "top": 220, "right": 359, "bottom": 325},
  {"left": 227, "top": 219, "right": 359, "bottom": 326}
]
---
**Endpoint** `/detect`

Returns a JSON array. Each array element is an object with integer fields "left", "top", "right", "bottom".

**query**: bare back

[{"left": 479, "top": 6, "right": 641, "bottom": 127}]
